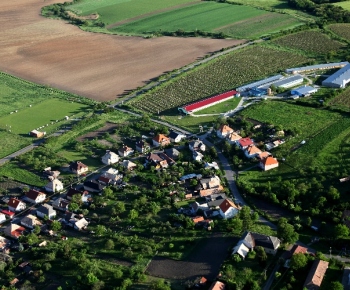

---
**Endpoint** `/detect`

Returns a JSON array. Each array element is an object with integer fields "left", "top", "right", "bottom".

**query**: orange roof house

[
  {"left": 244, "top": 145, "right": 262, "bottom": 158},
  {"left": 209, "top": 281, "right": 226, "bottom": 290},
  {"left": 152, "top": 134, "right": 170, "bottom": 147},
  {"left": 303, "top": 260, "right": 329, "bottom": 289},
  {"left": 219, "top": 199, "right": 240, "bottom": 219},
  {"left": 258, "top": 151, "right": 271, "bottom": 159},
  {"left": 260, "top": 156, "right": 279, "bottom": 171},
  {"left": 192, "top": 216, "right": 205, "bottom": 224},
  {"left": 4, "top": 224, "right": 26, "bottom": 239},
  {"left": 217, "top": 125, "right": 234, "bottom": 138},
  {"left": 228, "top": 132, "right": 242, "bottom": 144}
]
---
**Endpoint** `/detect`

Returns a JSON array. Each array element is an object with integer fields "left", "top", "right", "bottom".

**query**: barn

[
  {"left": 29, "top": 130, "right": 45, "bottom": 138},
  {"left": 290, "top": 85, "right": 318, "bottom": 97},
  {"left": 178, "top": 90, "right": 239, "bottom": 115},
  {"left": 286, "top": 62, "right": 349, "bottom": 74},
  {"left": 322, "top": 63, "right": 350, "bottom": 88}
]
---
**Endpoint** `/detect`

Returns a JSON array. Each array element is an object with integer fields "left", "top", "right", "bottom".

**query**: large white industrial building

[{"left": 322, "top": 63, "right": 350, "bottom": 88}]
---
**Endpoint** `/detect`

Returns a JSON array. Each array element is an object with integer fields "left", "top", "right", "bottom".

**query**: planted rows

[
  {"left": 272, "top": 30, "right": 346, "bottom": 54},
  {"left": 328, "top": 23, "right": 350, "bottom": 41},
  {"left": 328, "top": 87, "right": 350, "bottom": 108},
  {"left": 129, "top": 46, "right": 308, "bottom": 113}
]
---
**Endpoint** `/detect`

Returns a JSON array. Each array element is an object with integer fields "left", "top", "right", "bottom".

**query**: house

[
  {"left": 98, "top": 176, "right": 112, "bottom": 185},
  {"left": 219, "top": 199, "right": 239, "bottom": 219},
  {"left": 118, "top": 146, "right": 134, "bottom": 157},
  {"left": 158, "top": 152, "right": 175, "bottom": 165},
  {"left": 189, "top": 140, "right": 206, "bottom": 152},
  {"left": 228, "top": 132, "right": 242, "bottom": 145},
  {"left": 84, "top": 180, "right": 104, "bottom": 193},
  {"left": 123, "top": 160, "right": 137, "bottom": 171},
  {"left": 204, "top": 162, "right": 219, "bottom": 170},
  {"left": 24, "top": 189, "right": 46, "bottom": 204},
  {"left": 36, "top": 204, "right": 57, "bottom": 220},
  {"left": 260, "top": 156, "right": 279, "bottom": 171},
  {"left": 4, "top": 224, "right": 26, "bottom": 239},
  {"left": 43, "top": 167, "right": 60, "bottom": 179},
  {"left": 21, "top": 214, "right": 42, "bottom": 229},
  {"left": 191, "top": 216, "right": 205, "bottom": 224},
  {"left": 52, "top": 198, "right": 70, "bottom": 212},
  {"left": 66, "top": 188, "right": 90, "bottom": 202},
  {"left": 45, "top": 178, "right": 64, "bottom": 193},
  {"left": 258, "top": 151, "right": 271, "bottom": 160},
  {"left": 303, "top": 260, "right": 329, "bottom": 289},
  {"left": 101, "top": 150, "right": 119, "bottom": 164},
  {"left": 0, "top": 236, "right": 10, "bottom": 251},
  {"left": 244, "top": 145, "right": 262, "bottom": 159},
  {"left": 238, "top": 231, "right": 280, "bottom": 255},
  {"left": 69, "top": 161, "right": 88, "bottom": 175},
  {"left": 168, "top": 131, "right": 186, "bottom": 143},
  {"left": 286, "top": 244, "right": 308, "bottom": 260},
  {"left": 102, "top": 167, "right": 123, "bottom": 184},
  {"left": 8, "top": 198, "right": 26, "bottom": 212},
  {"left": 217, "top": 125, "right": 234, "bottom": 139},
  {"left": 232, "top": 241, "right": 250, "bottom": 259},
  {"left": 152, "top": 134, "right": 170, "bottom": 147},
  {"left": 9, "top": 278, "right": 19, "bottom": 287},
  {"left": 0, "top": 213, "right": 6, "bottom": 224},
  {"left": 199, "top": 185, "right": 224, "bottom": 197},
  {"left": 190, "top": 202, "right": 209, "bottom": 214},
  {"left": 193, "top": 151, "right": 204, "bottom": 162},
  {"left": 29, "top": 129, "right": 45, "bottom": 138},
  {"left": 209, "top": 281, "right": 226, "bottom": 290},
  {"left": 164, "top": 148, "right": 180, "bottom": 160},
  {"left": 135, "top": 140, "right": 150, "bottom": 153},
  {"left": 1, "top": 210, "right": 14, "bottom": 219},
  {"left": 238, "top": 137, "right": 254, "bottom": 149},
  {"left": 200, "top": 176, "right": 221, "bottom": 190},
  {"left": 74, "top": 218, "right": 89, "bottom": 231}
]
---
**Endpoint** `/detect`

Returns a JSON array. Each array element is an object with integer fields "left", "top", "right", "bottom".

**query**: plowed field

[{"left": 0, "top": 0, "right": 243, "bottom": 102}]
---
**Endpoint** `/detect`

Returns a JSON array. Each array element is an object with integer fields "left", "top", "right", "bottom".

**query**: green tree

[
  {"left": 86, "top": 273, "right": 99, "bottom": 285},
  {"left": 290, "top": 253, "right": 308, "bottom": 270},
  {"left": 33, "top": 225, "right": 41, "bottom": 235},
  {"left": 51, "top": 220, "right": 61, "bottom": 231},
  {"left": 277, "top": 218, "right": 299, "bottom": 244},
  {"left": 150, "top": 279, "right": 171, "bottom": 290},
  {"left": 329, "top": 281, "right": 344, "bottom": 290},
  {"left": 68, "top": 202, "right": 79, "bottom": 212},
  {"left": 115, "top": 201, "right": 126, "bottom": 215},
  {"left": 128, "top": 209, "right": 139, "bottom": 220},
  {"left": 240, "top": 206, "right": 253, "bottom": 230},
  {"left": 105, "top": 239, "right": 114, "bottom": 250},
  {"left": 334, "top": 224, "right": 349, "bottom": 239},
  {"left": 96, "top": 225, "right": 107, "bottom": 236}
]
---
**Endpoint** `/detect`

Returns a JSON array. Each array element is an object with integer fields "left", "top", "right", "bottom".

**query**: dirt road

[{"left": 0, "top": 0, "right": 243, "bottom": 102}]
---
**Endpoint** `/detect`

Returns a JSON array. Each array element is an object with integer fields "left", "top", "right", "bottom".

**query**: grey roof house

[{"left": 36, "top": 204, "right": 56, "bottom": 220}]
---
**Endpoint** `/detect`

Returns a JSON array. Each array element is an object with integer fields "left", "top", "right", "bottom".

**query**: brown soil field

[
  {"left": 146, "top": 233, "right": 235, "bottom": 280},
  {"left": 76, "top": 122, "right": 119, "bottom": 141},
  {"left": 0, "top": 0, "right": 244, "bottom": 102}
]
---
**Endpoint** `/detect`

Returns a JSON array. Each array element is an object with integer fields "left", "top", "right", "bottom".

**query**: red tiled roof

[
  {"left": 262, "top": 156, "right": 278, "bottom": 166},
  {"left": 238, "top": 137, "right": 253, "bottom": 147},
  {"left": 291, "top": 245, "right": 308, "bottom": 255},
  {"left": 11, "top": 226, "right": 26, "bottom": 238},
  {"left": 8, "top": 198, "right": 22, "bottom": 209},
  {"left": 98, "top": 176, "right": 110, "bottom": 183},
  {"left": 1, "top": 210, "right": 15, "bottom": 217},
  {"left": 183, "top": 90, "right": 237, "bottom": 112},
  {"left": 153, "top": 134, "right": 170, "bottom": 143},
  {"left": 218, "top": 124, "right": 233, "bottom": 134},
  {"left": 192, "top": 216, "right": 205, "bottom": 224},
  {"left": 219, "top": 199, "right": 238, "bottom": 213},
  {"left": 209, "top": 281, "right": 226, "bottom": 290},
  {"left": 25, "top": 189, "right": 45, "bottom": 200}
]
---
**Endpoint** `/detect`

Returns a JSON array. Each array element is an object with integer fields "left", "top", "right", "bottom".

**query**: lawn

[
  {"left": 0, "top": 163, "right": 46, "bottom": 187},
  {"left": 0, "top": 98, "right": 89, "bottom": 135},
  {"left": 333, "top": 1, "right": 350, "bottom": 11},
  {"left": 193, "top": 97, "right": 242, "bottom": 115},
  {"left": 162, "top": 114, "right": 218, "bottom": 133},
  {"left": 59, "top": 150, "right": 103, "bottom": 171},
  {"left": 68, "top": 0, "right": 196, "bottom": 25}
]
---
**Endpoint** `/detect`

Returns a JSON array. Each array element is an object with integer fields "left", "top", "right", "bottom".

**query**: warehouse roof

[
  {"left": 322, "top": 63, "right": 350, "bottom": 88},
  {"left": 259, "top": 74, "right": 303, "bottom": 89},
  {"left": 286, "top": 62, "right": 349, "bottom": 74},
  {"left": 237, "top": 74, "right": 283, "bottom": 92},
  {"left": 291, "top": 85, "right": 318, "bottom": 96}
]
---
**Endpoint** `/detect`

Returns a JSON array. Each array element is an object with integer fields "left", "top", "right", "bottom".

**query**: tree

[
  {"left": 150, "top": 279, "right": 171, "bottom": 290},
  {"left": 334, "top": 224, "right": 349, "bottom": 239},
  {"left": 277, "top": 218, "right": 299, "bottom": 244},
  {"left": 114, "top": 201, "right": 126, "bottom": 215},
  {"left": 190, "top": 179, "right": 198, "bottom": 187},
  {"left": 128, "top": 209, "right": 139, "bottom": 220},
  {"left": 68, "top": 202, "right": 79, "bottom": 212},
  {"left": 105, "top": 239, "right": 114, "bottom": 250},
  {"left": 51, "top": 220, "right": 61, "bottom": 231},
  {"left": 103, "top": 187, "right": 113, "bottom": 198},
  {"left": 86, "top": 273, "right": 99, "bottom": 285},
  {"left": 240, "top": 206, "right": 253, "bottom": 230},
  {"left": 290, "top": 253, "right": 307, "bottom": 270},
  {"left": 33, "top": 225, "right": 41, "bottom": 235},
  {"left": 329, "top": 281, "right": 344, "bottom": 290},
  {"left": 96, "top": 225, "right": 107, "bottom": 236}
]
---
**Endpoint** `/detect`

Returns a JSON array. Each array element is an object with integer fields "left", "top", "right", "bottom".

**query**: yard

[
  {"left": 162, "top": 114, "right": 218, "bottom": 133},
  {"left": 192, "top": 97, "right": 242, "bottom": 115}
]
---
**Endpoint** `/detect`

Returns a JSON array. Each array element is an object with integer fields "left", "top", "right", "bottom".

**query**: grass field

[
  {"left": 328, "top": 23, "right": 350, "bottom": 41},
  {"left": 0, "top": 98, "right": 89, "bottom": 135},
  {"left": 68, "top": 0, "right": 196, "bottom": 25},
  {"left": 162, "top": 115, "right": 218, "bottom": 133},
  {"left": 333, "top": 1, "right": 350, "bottom": 11},
  {"left": 128, "top": 45, "right": 309, "bottom": 114},
  {"left": 193, "top": 97, "right": 242, "bottom": 115},
  {"left": 0, "top": 163, "right": 46, "bottom": 187},
  {"left": 272, "top": 30, "right": 346, "bottom": 55},
  {"left": 0, "top": 131, "right": 31, "bottom": 159}
]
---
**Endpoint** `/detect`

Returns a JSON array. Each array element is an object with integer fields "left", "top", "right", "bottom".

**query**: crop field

[
  {"left": 0, "top": 99, "right": 89, "bottom": 135},
  {"left": 0, "top": 163, "right": 46, "bottom": 187},
  {"left": 328, "top": 23, "right": 350, "bottom": 41},
  {"left": 128, "top": 46, "right": 309, "bottom": 114},
  {"left": 272, "top": 30, "right": 346, "bottom": 54},
  {"left": 327, "top": 87, "right": 350, "bottom": 109},
  {"left": 68, "top": 0, "right": 196, "bottom": 25},
  {"left": 215, "top": 13, "right": 301, "bottom": 39}
]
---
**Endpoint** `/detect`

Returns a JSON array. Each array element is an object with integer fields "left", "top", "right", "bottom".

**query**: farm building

[
  {"left": 260, "top": 74, "right": 304, "bottom": 89},
  {"left": 291, "top": 85, "right": 318, "bottom": 97},
  {"left": 322, "top": 63, "right": 350, "bottom": 88},
  {"left": 29, "top": 130, "right": 45, "bottom": 138},
  {"left": 286, "top": 62, "right": 349, "bottom": 74},
  {"left": 236, "top": 75, "right": 283, "bottom": 92},
  {"left": 249, "top": 87, "right": 266, "bottom": 97},
  {"left": 303, "top": 260, "right": 328, "bottom": 289},
  {"left": 178, "top": 90, "right": 239, "bottom": 114}
]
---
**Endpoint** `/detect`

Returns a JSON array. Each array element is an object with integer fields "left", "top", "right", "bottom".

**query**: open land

[
  {"left": 333, "top": 1, "right": 350, "bottom": 11},
  {"left": 0, "top": 0, "right": 243, "bottom": 102}
]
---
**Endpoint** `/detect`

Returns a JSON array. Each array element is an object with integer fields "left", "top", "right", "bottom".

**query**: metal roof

[
  {"left": 322, "top": 63, "right": 350, "bottom": 88},
  {"left": 286, "top": 62, "right": 349, "bottom": 73},
  {"left": 236, "top": 74, "right": 283, "bottom": 92},
  {"left": 263, "top": 74, "right": 303, "bottom": 88},
  {"left": 291, "top": 85, "right": 318, "bottom": 95}
]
